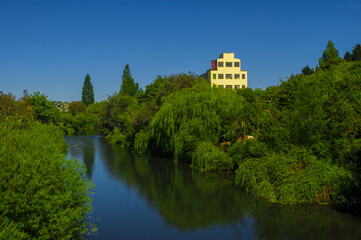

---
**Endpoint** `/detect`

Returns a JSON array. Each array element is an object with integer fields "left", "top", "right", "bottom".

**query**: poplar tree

[
  {"left": 81, "top": 74, "right": 95, "bottom": 106},
  {"left": 120, "top": 64, "right": 139, "bottom": 97}
]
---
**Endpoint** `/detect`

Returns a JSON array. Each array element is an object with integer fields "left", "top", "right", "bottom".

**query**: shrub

[
  {"left": 0, "top": 91, "right": 34, "bottom": 125},
  {"left": 234, "top": 147, "right": 353, "bottom": 204},
  {"left": 191, "top": 141, "right": 227, "bottom": 171},
  {"left": 69, "top": 101, "right": 87, "bottom": 116},
  {"left": 28, "top": 92, "right": 60, "bottom": 124},
  {"left": 134, "top": 130, "right": 151, "bottom": 154},
  {"left": 107, "top": 127, "right": 128, "bottom": 146},
  {"left": 0, "top": 120, "right": 95, "bottom": 239}
]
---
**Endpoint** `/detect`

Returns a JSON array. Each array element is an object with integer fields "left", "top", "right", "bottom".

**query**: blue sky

[{"left": 1, "top": 0, "right": 360, "bottom": 102}]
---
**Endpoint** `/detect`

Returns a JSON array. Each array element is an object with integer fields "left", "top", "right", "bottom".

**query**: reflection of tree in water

[
  {"left": 97, "top": 137, "right": 361, "bottom": 239},
  {"left": 64, "top": 136, "right": 95, "bottom": 179},
  {"left": 248, "top": 200, "right": 361, "bottom": 240},
  {"left": 82, "top": 138, "right": 95, "bottom": 179},
  {"left": 98, "top": 139, "right": 248, "bottom": 230}
]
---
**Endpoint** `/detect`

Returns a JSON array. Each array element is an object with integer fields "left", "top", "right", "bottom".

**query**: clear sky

[{"left": 1, "top": 0, "right": 360, "bottom": 102}]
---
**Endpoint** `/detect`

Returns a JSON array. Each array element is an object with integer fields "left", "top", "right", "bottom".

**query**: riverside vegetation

[
  {"left": 0, "top": 93, "right": 95, "bottom": 239},
  {"left": 99, "top": 42, "right": 361, "bottom": 205},
  {"left": 1, "top": 41, "right": 361, "bottom": 238}
]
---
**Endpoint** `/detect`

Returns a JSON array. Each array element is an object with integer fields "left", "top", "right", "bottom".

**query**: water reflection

[
  {"left": 65, "top": 136, "right": 95, "bottom": 179},
  {"left": 97, "top": 139, "right": 248, "bottom": 231},
  {"left": 65, "top": 136, "right": 361, "bottom": 239}
]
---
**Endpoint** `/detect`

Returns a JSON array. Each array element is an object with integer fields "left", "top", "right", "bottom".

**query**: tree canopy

[
  {"left": 120, "top": 64, "right": 139, "bottom": 97},
  {"left": 301, "top": 65, "right": 314, "bottom": 75},
  {"left": 319, "top": 40, "right": 340, "bottom": 65}
]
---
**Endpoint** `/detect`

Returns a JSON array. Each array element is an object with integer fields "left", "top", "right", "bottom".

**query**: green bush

[
  {"left": 68, "top": 101, "right": 86, "bottom": 116},
  {"left": 191, "top": 141, "right": 226, "bottom": 171},
  {"left": 134, "top": 130, "right": 151, "bottom": 154},
  {"left": 0, "top": 121, "right": 95, "bottom": 239},
  {"left": 235, "top": 147, "right": 353, "bottom": 204},
  {"left": 59, "top": 112, "right": 76, "bottom": 135},
  {"left": 29, "top": 92, "right": 60, "bottom": 125},
  {"left": 107, "top": 127, "right": 128, "bottom": 146}
]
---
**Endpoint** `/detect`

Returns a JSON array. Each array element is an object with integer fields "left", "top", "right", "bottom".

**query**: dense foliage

[
  {"left": 28, "top": 92, "right": 60, "bottom": 125},
  {"left": 120, "top": 64, "right": 139, "bottom": 97},
  {"left": 5, "top": 41, "right": 361, "bottom": 206},
  {"left": 60, "top": 102, "right": 103, "bottom": 135},
  {"left": 95, "top": 42, "right": 361, "bottom": 205},
  {"left": 0, "top": 92, "right": 95, "bottom": 239}
]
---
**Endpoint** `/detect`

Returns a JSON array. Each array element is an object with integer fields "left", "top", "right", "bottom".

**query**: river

[{"left": 64, "top": 135, "right": 361, "bottom": 240}]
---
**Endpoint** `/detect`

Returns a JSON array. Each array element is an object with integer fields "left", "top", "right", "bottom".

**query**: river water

[{"left": 64, "top": 135, "right": 361, "bottom": 240}]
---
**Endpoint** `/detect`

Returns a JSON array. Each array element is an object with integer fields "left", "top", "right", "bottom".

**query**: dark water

[{"left": 64, "top": 135, "right": 361, "bottom": 240}]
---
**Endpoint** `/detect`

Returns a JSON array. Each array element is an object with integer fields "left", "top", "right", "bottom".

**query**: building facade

[{"left": 207, "top": 53, "right": 247, "bottom": 89}]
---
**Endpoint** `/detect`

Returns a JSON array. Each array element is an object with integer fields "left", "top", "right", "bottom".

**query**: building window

[
  {"left": 218, "top": 62, "right": 224, "bottom": 67},
  {"left": 234, "top": 62, "right": 240, "bottom": 67},
  {"left": 218, "top": 85, "right": 224, "bottom": 88},
  {"left": 226, "top": 85, "right": 232, "bottom": 89},
  {"left": 242, "top": 85, "right": 245, "bottom": 88},
  {"left": 242, "top": 74, "right": 246, "bottom": 79},
  {"left": 213, "top": 74, "right": 216, "bottom": 79},
  {"left": 226, "top": 74, "right": 232, "bottom": 79},
  {"left": 235, "top": 85, "right": 240, "bottom": 89},
  {"left": 235, "top": 74, "right": 240, "bottom": 79},
  {"left": 226, "top": 62, "right": 232, "bottom": 67},
  {"left": 218, "top": 74, "right": 224, "bottom": 79}
]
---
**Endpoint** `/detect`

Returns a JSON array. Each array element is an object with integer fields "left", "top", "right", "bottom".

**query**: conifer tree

[
  {"left": 81, "top": 74, "right": 95, "bottom": 106},
  {"left": 344, "top": 51, "right": 352, "bottom": 62},
  {"left": 301, "top": 65, "right": 314, "bottom": 75},
  {"left": 319, "top": 40, "right": 340, "bottom": 65},
  {"left": 120, "top": 64, "right": 139, "bottom": 97},
  {"left": 351, "top": 43, "right": 361, "bottom": 61}
]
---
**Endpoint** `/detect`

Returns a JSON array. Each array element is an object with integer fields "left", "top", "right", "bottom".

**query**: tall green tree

[
  {"left": 81, "top": 74, "right": 95, "bottom": 106},
  {"left": 319, "top": 40, "right": 340, "bottom": 65},
  {"left": 120, "top": 64, "right": 139, "bottom": 97},
  {"left": 351, "top": 43, "right": 361, "bottom": 61}
]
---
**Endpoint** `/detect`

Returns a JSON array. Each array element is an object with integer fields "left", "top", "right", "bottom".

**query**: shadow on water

[{"left": 66, "top": 136, "right": 361, "bottom": 239}]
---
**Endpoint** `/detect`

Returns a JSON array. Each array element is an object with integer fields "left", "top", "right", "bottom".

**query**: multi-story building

[{"left": 207, "top": 53, "right": 247, "bottom": 89}]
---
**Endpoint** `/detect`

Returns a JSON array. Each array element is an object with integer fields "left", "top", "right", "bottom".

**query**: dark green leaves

[{"left": 81, "top": 74, "right": 95, "bottom": 106}]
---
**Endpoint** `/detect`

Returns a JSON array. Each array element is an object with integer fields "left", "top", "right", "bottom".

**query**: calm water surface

[{"left": 65, "top": 135, "right": 361, "bottom": 240}]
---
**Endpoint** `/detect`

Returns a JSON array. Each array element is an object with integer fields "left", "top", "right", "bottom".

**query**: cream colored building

[{"left": 207, "top": 53, "right": 247, "bottom": 89}]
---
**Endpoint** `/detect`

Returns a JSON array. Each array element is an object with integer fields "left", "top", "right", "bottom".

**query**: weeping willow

[{"left": 149, "top": 83, "right": 246, "bottom": 162}]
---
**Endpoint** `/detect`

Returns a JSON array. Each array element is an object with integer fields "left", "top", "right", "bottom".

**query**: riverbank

[
  {"left": 0, "top": 93, "right": 95, "bottom": 239},
  {"left": 65, "top": 135, "right": 361, "bottom": 240}
]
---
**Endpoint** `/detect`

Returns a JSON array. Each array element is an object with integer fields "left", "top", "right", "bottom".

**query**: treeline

[
  {"left": 0, "top": 93, "right": 95, "bottom": 238},
  {"left": 4, "top": 41, "right": 361, "bottom": 206},
  {"left": 92, "top": 41, "right": 361, "bottom": 205}
]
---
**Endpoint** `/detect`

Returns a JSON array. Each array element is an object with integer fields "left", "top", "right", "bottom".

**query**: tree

[
  {"left": 120, "top": 64, "right": 139, "bottom": 97},
  {"left": 301, "top": 65, "right": 315, "bottom": 75},
  {"left": 29, "top": 92, "right": 60, "bottom": 124},
  {"left": 69, "top": 101, "right": 87, "bottom": 116},
  {"left": 351, "top": 43, "right": 361, "bottom": 61},
  {"left": 319, "top": 40, "right": 340, "bottom": 65},
  {"left": 344, "top": 51, "right": 352, "bottom": 61},
  {"left": 82, "top": 74, "right": 95, "bottom": 106}
]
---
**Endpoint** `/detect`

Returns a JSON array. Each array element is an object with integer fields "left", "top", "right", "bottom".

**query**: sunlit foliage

[{"left": 0, "top": 94, "right": 95, "bottom": 239}]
